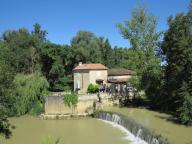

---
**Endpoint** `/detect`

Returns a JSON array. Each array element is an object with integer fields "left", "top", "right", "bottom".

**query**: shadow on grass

[
  {"left": 154, "top": 114, "right": 181, "bottom": 125},
  {"left": 119, "top": 97, "right": 151, "bottom": 109}
]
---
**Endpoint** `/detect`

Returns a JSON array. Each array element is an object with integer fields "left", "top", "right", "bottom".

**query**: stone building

[{"left": 73, "top": 63, "right": 108, "bottom": 94}]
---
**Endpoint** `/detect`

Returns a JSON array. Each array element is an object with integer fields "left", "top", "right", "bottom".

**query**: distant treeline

[{"left": 1, "top": 24, "right": 137, "bottom": 91}]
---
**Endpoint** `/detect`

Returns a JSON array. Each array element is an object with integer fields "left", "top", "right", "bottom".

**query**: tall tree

[
  {"left": 117, "top": 6, "right": 162, "bottom": 100},
  {"left": 0, "top": 42, "right": 15, "bottom": 138},
  {"left": 161, "top": 1, "right": 192, "bottom": 124},
  {"left": 3, "top": 28, "right": 41, "bottom": 73},
  {"left": 71, "top": 31, "right": 102, "bottom": 64},
  {"left": 97, "top": 37, "right": 113, "bottom": 67},
  {"left": 40, "top": 42, "right": 70, "bottom": 91},
  {"left": 113, "top": 46, "right": 130, "bottom": 68},
  {"left": 32, "top": 23, "right": 47, "bottom": 41}
]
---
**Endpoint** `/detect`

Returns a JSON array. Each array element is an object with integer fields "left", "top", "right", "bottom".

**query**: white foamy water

[{"left": 99, "top": 119, "right": 148, "bottom": 144}]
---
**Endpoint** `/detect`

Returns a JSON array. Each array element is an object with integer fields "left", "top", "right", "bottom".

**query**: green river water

[
  {"left": 104, "top": 107, "right": 192, "bottom": 144},
  {"left": 2, "top": 116, "right": 130, "bottom": 144},
  {"left": 2, "top": 107, "right": 192, "bottom": 144}
]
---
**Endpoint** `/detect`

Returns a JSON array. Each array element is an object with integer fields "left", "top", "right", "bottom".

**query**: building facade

[{"left": 73, "top": 63, "right": 108, "bottom": 94}]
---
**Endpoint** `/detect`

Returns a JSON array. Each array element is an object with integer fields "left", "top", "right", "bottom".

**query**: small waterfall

[
  {"left": 136, "top": 129, "right": 142, "bottom": 138},
  {"left": 151, "top": 138, "right": 159, "bottom": 144},
  {"left": 106, "top": 113, "right": 111, "bottom": 121},
  {"left": 96, "top": 111, "right": 167, "bottom": 144},
  {"left": 111, "top": 114, "right": 121, "bottom": 124}
]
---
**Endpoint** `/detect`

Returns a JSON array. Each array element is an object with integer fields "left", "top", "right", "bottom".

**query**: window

[
  {"left": 77, "top": 81, "right": 80, "bottom": 88},
  {"left": 75, "top": 81, "right": 81, "bottom": 89},
  {"left": 74, "top": 73, "right": 80, "bottom": 77}
]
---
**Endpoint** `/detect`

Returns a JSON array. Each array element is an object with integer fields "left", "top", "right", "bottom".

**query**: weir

[{"left": 96, "top": 111, "right": 168, "bottom": 144}]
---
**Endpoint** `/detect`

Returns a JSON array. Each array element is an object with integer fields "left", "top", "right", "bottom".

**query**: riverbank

[{"left": 103, "top": 106, "right": 192, "bottom": 144}]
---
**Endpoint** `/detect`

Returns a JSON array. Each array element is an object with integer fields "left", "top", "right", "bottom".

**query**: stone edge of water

[{"left": 39, "top": 113, "right": 92, "bottom": 120}]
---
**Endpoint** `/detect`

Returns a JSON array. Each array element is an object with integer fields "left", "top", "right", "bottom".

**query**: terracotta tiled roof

[
  {"left": 108, "top": 68, "right": 135, "bottom": 76},
  {"left": 73, "top": 63, "right": 108, "bottom": 71}
]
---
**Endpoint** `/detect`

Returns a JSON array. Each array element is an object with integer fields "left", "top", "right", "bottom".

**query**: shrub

[
  {"left": 87, "top": 83, "right": 99, "bottom": 93},
  {"left": 63, "top": 93, "right": 78, "bottom": 114}
]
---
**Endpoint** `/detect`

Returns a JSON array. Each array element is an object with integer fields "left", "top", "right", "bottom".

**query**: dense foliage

[
  {"left": 63, "top": 94, "right": 78, "bottom": 113},
  {"left": 87, "top": 84, "right": 99, "bottom": 93},
  {"left": 40, "top": 42, "right": 72, "bottom": 91},
  {"left": 13, "top": 73, "right": 49, "bottom": 115},
  {"left": 159, "top": 3, "right": 192, "bottom": 124},
  {"left": 117, "top": 2, "right": 192, "bottom": 125},
  {"left": 0, "top": 42, "right": 15, "bottom": 138},
  {"left": 117, "top": 6, "right": 163, "bottom": 103}
]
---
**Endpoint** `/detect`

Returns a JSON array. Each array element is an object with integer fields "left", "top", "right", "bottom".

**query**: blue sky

[{"left": 0, "top": 0, "right": 190, "bottom": 47}]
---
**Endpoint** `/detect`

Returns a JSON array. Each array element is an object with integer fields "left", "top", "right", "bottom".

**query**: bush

[
  {"left": 63, "top": 93, "right": 78, "bottom": 114},
  {"left": 87, "top": 83, "right": 99, "bottom": 93}
]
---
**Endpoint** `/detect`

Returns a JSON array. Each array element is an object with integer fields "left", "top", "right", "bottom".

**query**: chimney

[{"left": 79, "top": 62, "right": 82, "bottom": 66}]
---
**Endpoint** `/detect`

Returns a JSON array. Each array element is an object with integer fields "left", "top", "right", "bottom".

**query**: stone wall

[
  {"left": 45, "top": 96, "right": 71, "bottom": 114},
  {"left": 44, "top": 94, "right": 111, "bottom": 114},
  {"left": 45, "top": 96, "right": 96, "bottom": 114},
  {"left": 89, "top": 70, "right": 108, "bottom": 85}
]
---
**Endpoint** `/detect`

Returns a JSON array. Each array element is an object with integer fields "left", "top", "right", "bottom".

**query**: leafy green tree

[
  {"left": 117, "top": 5, "right": 162, "bottom": 102},
  {"left": 160, "top": 1, "right": 192, "bottom": 124},
  {"left": 117, "top": 6, "right": 162, "bottom": 54},
  {"left": 112, "top": 46, "right": 130, "bottom": 68},
  {"left": 161, "top": 13, "right": 192, "bottom": 108},
  {"left": 13, "top": 73, "right": 49, "bottom": 115},
  {"left": 177, "top": 82, "right": 192, "bottom": 125},
  {"left": 97, "top": 37, "right": 114, "bottom": 67},
  {"left": 71, "top": 31, "right": 102, "bottom": 64},
  {"left": 40, "top": 42, "right": 71, "bottom": 91},
  {"left": 2, "top": 28, "right": 41, "bottom": 73},
  {"left": 32, "top": 23, "right": 48, "bottom": 41},
  {"left": 0, "top": 42, "right": 15, "bottom": 137}
]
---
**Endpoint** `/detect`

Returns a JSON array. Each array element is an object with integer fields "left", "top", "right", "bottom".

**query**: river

[
  {"left": 3, "top": 116, "right": 132, "bottom": 144},
  {"left": 3, "top": 106, "right": 192, "bottom": 144}
]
